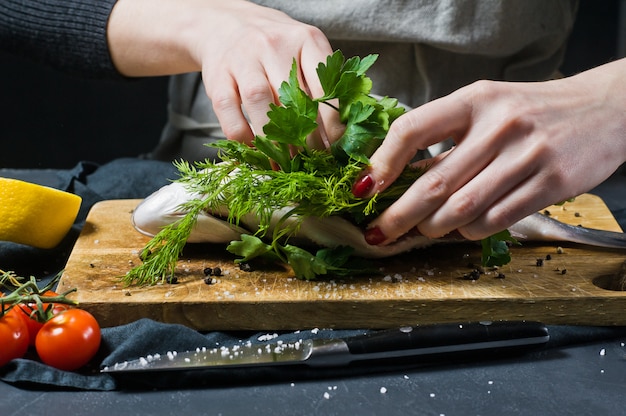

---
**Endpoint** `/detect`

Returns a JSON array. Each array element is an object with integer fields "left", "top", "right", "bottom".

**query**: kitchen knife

[{"left": 101, "top": 321, "right": 549, "bottom": 373}]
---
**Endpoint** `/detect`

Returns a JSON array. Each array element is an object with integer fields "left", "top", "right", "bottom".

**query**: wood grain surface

[{"left": 59, "top": 195, "right": 626, "bottom": 330}]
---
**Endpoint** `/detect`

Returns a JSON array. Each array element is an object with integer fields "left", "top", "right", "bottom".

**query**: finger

[
  {"left": 237, "top": 63, "right": 281, "bottom": 140},
  {"left": 365, "top": 146, "right": 489, "bottom": 244},
  {"left": 408, "top": 147, "right": 453, "bottom": 170},
  {"left": 366, "top": 118, "right": 535, "bottom": 243},
  {"left": 299, "top": 41, "right": 341, "bottom": 149},
  {"left": 356, "top": 93, "right": 473, "bottom": 199},
  {"left": 373, "top": 112, "right": 550, "bottom": 242},
  {"left": 415, "top": 118, "right": 543, "bottom": 238},
  {"left": 207, "top": 72, "right": 255, "bottom": 144},
  {"left": 455, "top": 144, "right": 577, "bottom": 241},
  {"left": 307, "top": 100, "right": 344, "bottom": 150},
  {"left": 458, "top": 169, "right": 566, "bottom": 241},
  {"left": 298, "top": 36, "right": 333, "bottom": 98},
  {"left": 416, "top": 151, "right": 531, "bottom": 239}
]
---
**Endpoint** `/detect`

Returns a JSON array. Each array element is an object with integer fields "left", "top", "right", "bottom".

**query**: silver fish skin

[
  {"left": 508, "top": 212, "right": 626, "bottom": 249},
  {"left": 131, "top": 182, "right": 248, "bottom": 244},
  {"left": 132, "top": 182, "right": 626, "bottom": 258}
]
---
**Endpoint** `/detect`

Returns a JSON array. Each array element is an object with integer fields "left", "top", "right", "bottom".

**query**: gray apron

[{"left": 144, "top": 0, "right": 578, "bottom": 162}]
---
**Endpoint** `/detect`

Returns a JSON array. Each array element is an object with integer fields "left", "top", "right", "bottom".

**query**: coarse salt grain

[
  {"left": 600, "top": 348, "right": 606, "bottom": 356},
  {"left": 258, "top": 333, "right": 278, "bottom": 342},
  {"left": 323, "top": 392, "right": 330, "bottom": 399}
]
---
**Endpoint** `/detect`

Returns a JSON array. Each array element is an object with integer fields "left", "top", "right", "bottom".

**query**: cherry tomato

[
  {"left": 17, "top": 291, "right": 70, "bottom": 346},
  {"left": 0, "top": 307, "right": 29, "bottom": 367},
  {"left": 35, "top": 309, "right": 101, "bottom": 371}
]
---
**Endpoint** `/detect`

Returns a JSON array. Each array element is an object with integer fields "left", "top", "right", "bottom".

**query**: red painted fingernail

[
  {"left": 364, "top": 226, "right": 387, "bottom": 245},
  {"left": 352, "top": 174, "right": 373, "bottom": 198}
]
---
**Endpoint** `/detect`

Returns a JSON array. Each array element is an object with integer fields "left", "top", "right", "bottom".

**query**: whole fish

[{"left": 132, "top": 182, "right": 626, "bottom": 258}]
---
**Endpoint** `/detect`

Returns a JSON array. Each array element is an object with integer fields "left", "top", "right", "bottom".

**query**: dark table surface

[
  {"left": 1, "top": 338, "right": 626, "bottom": 416},
  {"left": 2, "top": 158, "right": 626, "bottom": 416}
]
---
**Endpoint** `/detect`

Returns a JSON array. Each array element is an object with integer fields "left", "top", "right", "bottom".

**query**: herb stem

[{"left": 320, "top": 100, "right": 339, "bottom": 112}]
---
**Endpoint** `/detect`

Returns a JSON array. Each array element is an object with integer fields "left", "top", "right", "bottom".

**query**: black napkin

[{"left": 0, "top": 319, "right": 363, "bottom": 390}]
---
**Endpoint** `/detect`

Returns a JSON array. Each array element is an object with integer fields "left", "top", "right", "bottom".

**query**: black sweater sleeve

[{"left": 0, "top": 0, "right": 122, "bottom": 79}]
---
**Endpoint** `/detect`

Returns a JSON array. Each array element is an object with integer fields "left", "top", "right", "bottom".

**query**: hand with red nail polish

[
  {"left": 360, "top": 58, "right": 626, "bottom": 246},
  {"left": 352, "top": 174, "right": 373, "bottom": 198},
  {"left": 364, "top": 226, "right": 386, "bottom": 245}
]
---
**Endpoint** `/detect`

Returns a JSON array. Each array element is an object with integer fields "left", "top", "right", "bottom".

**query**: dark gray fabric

[
  {"left": 2, "top": 316, "right": 626, "bottom": 391},
  {"left": 0, "top": 0, "right": 122, "bottom": 79}
]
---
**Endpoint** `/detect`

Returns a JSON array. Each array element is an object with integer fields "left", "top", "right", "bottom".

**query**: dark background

[{"left": 0, "top": 0, "right": 624, "bottom": 169}]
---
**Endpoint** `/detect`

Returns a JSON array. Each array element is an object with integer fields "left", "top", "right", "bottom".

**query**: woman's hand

[
  {"left": 107, "top": 0, "right": 336, "bottom": 145},
  {"left": 355, "top": 58, "right": 626, "bottom": 245}
]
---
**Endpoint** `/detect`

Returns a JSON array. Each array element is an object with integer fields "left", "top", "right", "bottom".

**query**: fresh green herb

[
  {"left": 481, "top": 230, "right": 520, "bottom": 268},
  {"left": 124, "top": 50, "right": 513, "bottom": 285}
]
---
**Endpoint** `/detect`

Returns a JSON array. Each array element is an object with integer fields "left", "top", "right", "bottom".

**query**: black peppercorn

[{"left": 462, "top": 269, "right": 481, "bottom": 280}]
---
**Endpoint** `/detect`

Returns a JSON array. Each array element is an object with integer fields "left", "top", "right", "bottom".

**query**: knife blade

[{"left": 101, "top": 321, "right": 549, "bottom": 373}]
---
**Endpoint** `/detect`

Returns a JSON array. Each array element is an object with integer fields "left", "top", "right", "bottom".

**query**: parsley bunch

[{"left": 124, "top": 51, "right": 513, "bottom": 285}]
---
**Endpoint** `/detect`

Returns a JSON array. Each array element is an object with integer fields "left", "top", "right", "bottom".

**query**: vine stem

[{"left": 0, "top": 273, "right": 78, "bottom": 319}]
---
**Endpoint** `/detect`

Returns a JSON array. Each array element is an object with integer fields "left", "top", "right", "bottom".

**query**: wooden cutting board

[{"left": 59, "top": 195, "right": 626, "bottom": 330}]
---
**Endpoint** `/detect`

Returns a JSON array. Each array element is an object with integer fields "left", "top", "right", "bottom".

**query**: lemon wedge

[{"left": 0, "top": 178, "right": 82, "bottom": 249}]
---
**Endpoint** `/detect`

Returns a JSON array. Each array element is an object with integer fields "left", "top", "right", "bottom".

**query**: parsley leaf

[
  {"left": 227, "top": 234, "right": 278, "bottom": 263},
  {"left": 317, "top": 51, "right": 377, "bottom": 102},
  {"left": 331, "top": 101, "right": 386, "bottom": 164},
  {"left": 481, "top": 230, "right": 520, "bottom": 267}
]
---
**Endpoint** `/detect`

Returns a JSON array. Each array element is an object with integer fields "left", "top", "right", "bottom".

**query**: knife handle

[{"left": 344, "top": 321, "right": 549, "bottom": 360}]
